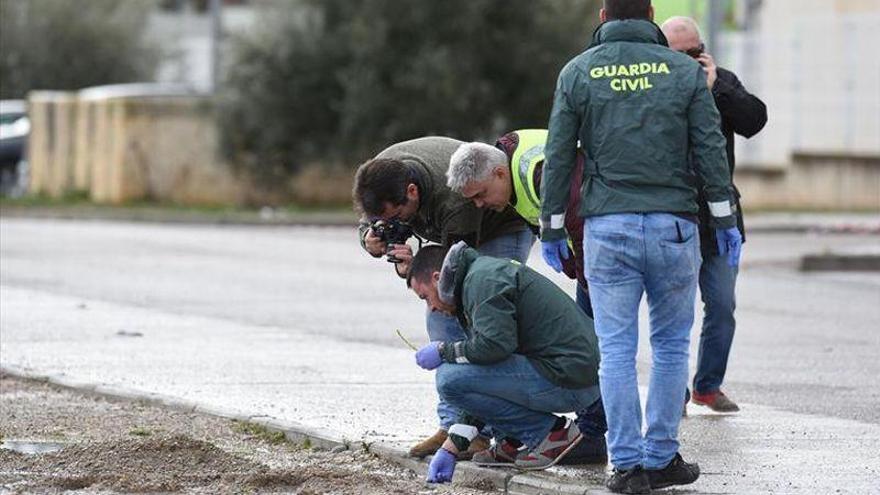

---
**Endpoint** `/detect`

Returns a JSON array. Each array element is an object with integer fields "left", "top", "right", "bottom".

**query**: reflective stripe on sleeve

[
  {"left": 448, "top": 424, "right": 479, "bottom": 441},
  {"left": 453, "top": 342, "right": 470, "bottom": 364},
  {"left": 709, "top": 201, "right": 732, "bottom": 218},
  {"left": 541, "top": 214, "right": 566, "bottom": 230}
]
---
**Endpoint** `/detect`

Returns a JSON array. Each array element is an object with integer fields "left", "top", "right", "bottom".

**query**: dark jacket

[
  {"left": 358, "top": 137, "right": 527, "bottom": 250},
  {"left": 697, "top": 67, "right": 767, "bottom": 256},
  {"left": 438, "top": 245, "right": 600, "bottom": 390},
  {"left": 541, "top": 20, "right": 736, "bottom": 242}
]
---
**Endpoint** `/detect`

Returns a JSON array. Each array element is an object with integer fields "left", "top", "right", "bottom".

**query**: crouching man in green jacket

[{"left": 408, "top": 242, "right": 607, "bottom": 482}]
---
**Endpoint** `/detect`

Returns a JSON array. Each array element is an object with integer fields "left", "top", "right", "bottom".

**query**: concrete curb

[
  {"left": 799, "top": 253, "right": 880, "bottom": 271},
  {"left": 746, "top": 224, "right": 880, "bottom": 234},
  {"left": 0, "top": 365, "right": 603, "bottom": 495}
]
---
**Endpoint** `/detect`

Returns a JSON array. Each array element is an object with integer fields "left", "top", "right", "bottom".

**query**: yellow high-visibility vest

[{"left": 509, "top": 129, "right": 548, "bottom": 226}]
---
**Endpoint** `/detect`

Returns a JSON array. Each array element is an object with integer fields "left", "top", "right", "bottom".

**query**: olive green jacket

[
  {"left": 541, "top": 20, "right": 736, "bottom": 241},
  {"left": 359, "top": 137, "right": 526, "bottom": 249}
]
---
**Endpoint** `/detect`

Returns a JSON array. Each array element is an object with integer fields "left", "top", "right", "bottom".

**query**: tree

[
  {"left": 220, "top": 0, "right": 600, "bottom": 184},
  {"left": 0, "top": 0, "right": 161, "bottom": 99}
]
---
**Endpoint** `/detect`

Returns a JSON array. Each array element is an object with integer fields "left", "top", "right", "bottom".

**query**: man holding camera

[
  {"left": 662, "top": 16, "right": 767, "bottom": 414},
  {"left": 353, "top": 136, "right": 533, "bottom": 459},
  {"left": 408, "top": 243, "right": 606, "bottom": 482}
]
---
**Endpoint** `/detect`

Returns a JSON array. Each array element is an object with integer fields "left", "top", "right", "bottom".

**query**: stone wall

[
  {"left": 736, "top": 153, "right": 880, "bottom": 211},
  {"left": 28, "top": 85, "right": 246, "bottom": 205},
  {"left": 26, "top": 87, "right": 879, "bottom": 211}
]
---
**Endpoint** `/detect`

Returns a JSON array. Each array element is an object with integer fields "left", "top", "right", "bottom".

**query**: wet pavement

[
  {"left": 2, "top": 216, "right": 880, "bottom": 493},
  {"left": 0, "top": 440, "right": 66, "bottom": 455}
]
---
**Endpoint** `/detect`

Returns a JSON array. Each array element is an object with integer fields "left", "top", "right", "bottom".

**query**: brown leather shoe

[
  {"left": 457, "top": 435, "right": 491, "bottom": 461},
  {"left": 692, "top": 390, "right": 740, "bottom": 413},
  {"left": 408, "top": 429, "right": 448, "bottom": 458}
]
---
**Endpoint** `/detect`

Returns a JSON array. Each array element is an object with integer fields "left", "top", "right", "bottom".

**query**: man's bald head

[{"left": 661, "top": 16, "right": 703, "bottom": 52}]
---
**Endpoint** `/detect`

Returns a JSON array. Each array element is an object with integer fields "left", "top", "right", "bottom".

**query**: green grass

[
  {"left": 0, "top": 194, "right": 345, "bottom": 212},
  {"left": 129, "top": 426, "right": 152, "bottom": 437},
  {"left": 0, "top": 191, "right": 91, "bottom": 207},
  {"left": 0, "top": 194, "right": 357, "bottom": 223},
  {"left": 231, "top": 420, "right": 288, "bottom": 445}
]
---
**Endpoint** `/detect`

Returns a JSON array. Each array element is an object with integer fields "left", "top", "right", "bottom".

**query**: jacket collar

[
  {"left": 494, "top": 132, "right": 519, "bottom": 207},
  {"left": 589, "top": 19, "right": 669, "bottom": 48},
  {"left": 404, "top": 160, "right": 431, "bottom": 220},
  {"left": 438, "top": 241, "right": 478, "bottom": 307}
]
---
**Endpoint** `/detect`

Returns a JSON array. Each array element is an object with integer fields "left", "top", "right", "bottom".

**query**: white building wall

[
  {"left": 720, "top": 0, "right": 880, "bottom": 167},
  {"left": 148, "top": 5, "right": 258, "bottom": 93}
]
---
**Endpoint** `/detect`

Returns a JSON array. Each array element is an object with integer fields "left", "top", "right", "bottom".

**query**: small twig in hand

[{"left": 396, "top": 329, "right": 418, "bottom": 350}]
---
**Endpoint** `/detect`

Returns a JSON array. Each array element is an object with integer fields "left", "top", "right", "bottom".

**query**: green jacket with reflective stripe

[
  {"left": 540, "top": 19, "right": 736, "bottom": 241},
  {"left": 439, "top": 247, "right": 599, "bottom": 389}
]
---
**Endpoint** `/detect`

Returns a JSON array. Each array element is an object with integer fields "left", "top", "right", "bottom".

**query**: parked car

[{"left": 0, "top": 99, "right": 29, "bottom": 195}]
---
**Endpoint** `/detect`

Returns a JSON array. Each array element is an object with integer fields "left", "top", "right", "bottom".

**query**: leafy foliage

[
  {"left": 220, "top": 0, "right": 600, "bottom": 183},
  {"left": 0, "top": 0, "right": 161, "bottom": 99}
]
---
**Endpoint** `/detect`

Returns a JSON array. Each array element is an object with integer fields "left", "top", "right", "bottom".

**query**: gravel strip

[{"left": 0, "top": 374, "right": 493, "bottom": 494}]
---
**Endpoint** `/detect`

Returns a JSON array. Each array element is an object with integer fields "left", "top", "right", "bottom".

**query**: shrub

[
  {"left": 219, "top": 0, "right": 600, "bottom": 187},
  {"left": 0, "top": 0, "right": 161, "bottom": 99}
]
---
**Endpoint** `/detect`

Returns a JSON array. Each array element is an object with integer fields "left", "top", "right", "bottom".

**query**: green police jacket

[
  {"left": 438, "top": 245, "right": 599, "bottom": 390},
  {"left": 540, "top": 19, "right": 736, "bottom": 241}
]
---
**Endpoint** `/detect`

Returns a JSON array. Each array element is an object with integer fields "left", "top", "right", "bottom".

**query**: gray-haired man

[{"left": 446, "top": 129, "right": 593, "bottom": 317}]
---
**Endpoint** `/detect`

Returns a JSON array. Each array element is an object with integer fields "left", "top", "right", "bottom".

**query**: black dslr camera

[{"left": 371, "top": 219, "right": 415, "bottom": 263}]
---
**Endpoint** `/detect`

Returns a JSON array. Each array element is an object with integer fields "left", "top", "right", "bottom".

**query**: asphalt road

[{"left": 1, "top": 217, "right": 879, "bottom": 425}]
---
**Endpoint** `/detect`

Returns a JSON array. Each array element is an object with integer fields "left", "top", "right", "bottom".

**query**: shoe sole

[
  {"left": 472, "top": 459, "right": 519, "bottom": 468},
  {"left": 558, "top": 454, "right": 608, "bottom": 466},
  {"left": 514, "top": 434, "right": 584, "bottom": 471},
  {"left": 650, "top": 477, "right": 699, "bottom": 490},
  {"left": 691, "top": 399, "right": 740, "bottom": 413},
  {"left": 608, "top": 485, "right": 650, "bottom": 495}
]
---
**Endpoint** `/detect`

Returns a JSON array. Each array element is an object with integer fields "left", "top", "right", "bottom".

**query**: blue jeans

[
  {"left": 427, "top": 229, "right": 534, "bottom": 429},
  {"left": 693, "top": 251, "right": 738, "bottom": 394},
  {"left": 584, "top": 213, "right": 700, "bottom": 470},
  {"left": 436, "top": 354, "right": 601, "bottom": 449}
]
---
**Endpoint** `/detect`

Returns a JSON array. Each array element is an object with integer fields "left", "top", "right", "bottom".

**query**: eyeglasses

[{"left": 681, "top": 43, "right": 705, "bottom": 59}]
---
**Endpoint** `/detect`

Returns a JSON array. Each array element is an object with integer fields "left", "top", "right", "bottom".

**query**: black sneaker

[
  {"left": 606, "top": 466, "right": 651, "bottom": 494},
  {"left": 646, "top": 453, "right": 700, "bottom": 489},
  {"left": 558, "top": 435, "right": 607, "bottom": 465}
]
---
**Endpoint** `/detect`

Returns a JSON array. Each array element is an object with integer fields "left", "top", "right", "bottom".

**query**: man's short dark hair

[
  {"left": 604, "top": 0, "right": 651, "bottom": 20},
  {"left": 407, "top": 245, "right": 448, "bottom": 288},
  {"left": 353, "top": 158, "right": 413, "bottom": 217}
]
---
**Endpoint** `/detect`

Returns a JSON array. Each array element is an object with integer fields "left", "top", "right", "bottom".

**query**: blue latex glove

[
  {"left": 426, "top": 447, "right": 457, "bottom": 483},
  {"left": 415, "top": 342, "right": 443, "bottom": 370},
  {"left": 541, "top": 239, "right": 569, "bottom": 273},
  {"left": 715, "top": 227, "right": 743, "bottom": 268}
]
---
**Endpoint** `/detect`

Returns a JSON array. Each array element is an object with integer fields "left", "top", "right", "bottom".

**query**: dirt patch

[{"left": 0, "top": 375, "right": 492, "bottom": 494}]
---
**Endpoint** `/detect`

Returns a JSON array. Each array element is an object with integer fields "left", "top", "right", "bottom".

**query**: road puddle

[{"left": 1, "top": 440, "right": 66, "bottom": 454}]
